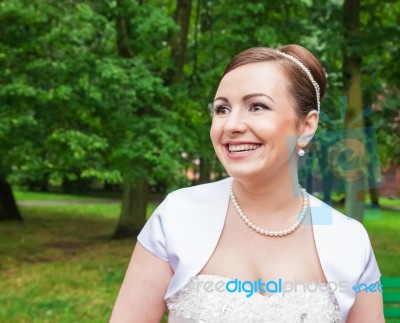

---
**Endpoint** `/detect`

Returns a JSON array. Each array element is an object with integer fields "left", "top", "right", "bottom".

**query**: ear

[{"left": 297, "top": 110, "right": 319, "bottom": 148}]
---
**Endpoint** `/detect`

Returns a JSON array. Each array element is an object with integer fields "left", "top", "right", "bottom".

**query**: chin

[{"left": 224, "top": 166, "right": 267, "bottom": 181}]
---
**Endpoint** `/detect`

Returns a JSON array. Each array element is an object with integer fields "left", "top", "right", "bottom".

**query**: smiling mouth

[{"left": 227, "top": 144, "right": 261, "bottom": 153}]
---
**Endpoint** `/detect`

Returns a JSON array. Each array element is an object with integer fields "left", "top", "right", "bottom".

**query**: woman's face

[{"left": 210, "top": 62, "right": 302, "bottom": 181}]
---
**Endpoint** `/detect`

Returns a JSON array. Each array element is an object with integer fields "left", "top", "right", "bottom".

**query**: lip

[
  {"left": 223, "top": 140, "right": 263, "bottom": 145},
  {"left": 223, "top": 141, "right": 262, "bottom": 159}
]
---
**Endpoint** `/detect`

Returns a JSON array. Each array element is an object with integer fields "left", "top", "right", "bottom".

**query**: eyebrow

[
  {"left": 243, "top": 93, "right": 275, "bottom": 103},
  {"left": 214, "top": 96, "right": 229, "bottom": 103},
  {"left": 214, "top": 93, "right": 275, "bottom": 103}
]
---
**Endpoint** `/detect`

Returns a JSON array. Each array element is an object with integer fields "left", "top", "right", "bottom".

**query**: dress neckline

[{"left": 192, "top": 179, "right": 330, "bottom": 287}]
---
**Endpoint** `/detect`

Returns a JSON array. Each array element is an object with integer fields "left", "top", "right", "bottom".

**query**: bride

[{"left": 110, "top": 45, "right": 384, "bottom": 322}]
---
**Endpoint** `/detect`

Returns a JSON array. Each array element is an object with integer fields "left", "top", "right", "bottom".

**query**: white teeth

[{"left": 228, "top": 144, "right": 260, "bottom": 152}]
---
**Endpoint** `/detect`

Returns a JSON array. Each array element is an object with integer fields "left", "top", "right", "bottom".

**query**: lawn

[
  {"left": 0, "top": 191, "right": 399, "bottom": 322},
  {"left": 0, "top": 195, "right": 161, "bottom": 323}
]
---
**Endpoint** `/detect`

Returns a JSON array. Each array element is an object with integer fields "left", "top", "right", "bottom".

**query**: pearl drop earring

[{"left": 298, "top": 148, "right": 305, "bottom": 157}]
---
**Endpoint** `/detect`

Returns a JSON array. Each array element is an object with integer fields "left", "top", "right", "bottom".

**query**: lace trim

[{"left": 166, "top": 275, "right": 342, "bottom": 323}]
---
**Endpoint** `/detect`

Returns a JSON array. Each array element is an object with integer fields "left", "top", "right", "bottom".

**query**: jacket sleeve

[
  {"left": 357, "top": 226, "right": 381, "bottom": 289},
  {"left": 136, "top": 195, "right": 170, "bottom": 261}
]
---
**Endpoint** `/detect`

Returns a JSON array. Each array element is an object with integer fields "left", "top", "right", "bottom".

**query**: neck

[{"left": 231, "top": 162, "right": 302, "bottom": 217}]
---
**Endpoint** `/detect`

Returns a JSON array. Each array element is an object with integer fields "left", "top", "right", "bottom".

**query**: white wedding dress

[{"left": 166, "top": 275, "right": 342, "bottom": 323}]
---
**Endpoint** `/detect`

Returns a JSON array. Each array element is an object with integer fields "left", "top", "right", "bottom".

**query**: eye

[
  {"left": 213, "top": 105, "right": 231, "bottom": 115},
  {"left": 248, "top": 102, "right": 270, "bottom": 112}
]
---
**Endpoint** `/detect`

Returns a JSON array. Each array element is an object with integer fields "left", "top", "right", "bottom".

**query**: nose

[{"left": 224, "top": 108, "right": 247, "bottom": 134}]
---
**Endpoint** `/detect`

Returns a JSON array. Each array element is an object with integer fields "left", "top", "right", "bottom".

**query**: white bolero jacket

[{"left": 137, "top": 178, "right": 381, "bottom": 322}]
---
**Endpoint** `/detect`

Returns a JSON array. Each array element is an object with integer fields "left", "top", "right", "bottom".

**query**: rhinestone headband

[{"left": 275, "top": 50, "right": 321, "bottom": 114}]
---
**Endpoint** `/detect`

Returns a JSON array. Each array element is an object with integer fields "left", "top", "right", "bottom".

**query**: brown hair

[{"left": 222, "top": 44, "right": 326, "bottom": 118}]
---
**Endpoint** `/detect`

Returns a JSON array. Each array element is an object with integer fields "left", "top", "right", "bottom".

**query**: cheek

[
  {"left": 250, "top": 119, "right": 274, "bottom": 140},
  {"left": 210, "top": 120, "right": 221, "bottom": 144},
  {"left": 252, "top": 121, "right": 289, "bottom": 151},
  {"left": 269, "top": 122, "right": 298, "bottom": 153}
]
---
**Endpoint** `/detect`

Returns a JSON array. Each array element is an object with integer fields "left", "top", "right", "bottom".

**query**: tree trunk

[
  {"left": 0, "top": 180, "right": 23, "bottom": 221},
  {"left": 166, "top": 0, "right": 192, "bottom": 85},
  {"left": 115, "top": 0, "right": 134, "bottom": 58},
  {"left": 113, "top": 177, "right": 149, "bottom": 239},
  {"left": 112, "top": 0, "right": 148, "bottom": 239},
  {"left": 343, "top": 0, "right": 365, "bottom": 221},
  {"left": 111, "top": 0, "right": 192, "bottom": 239},
  {"left": 316, "top": 141, "right": 332, "bottom": 205},
  {"left": 365, "top": 118, "right": 380, "bottom": 206},
  {"left": 369, "top": 187, "right": 379, "bottom": 206},
  {"left": 306, "top": 168, "right": 313, "bottom": 195},
  {"left": 322, "top": 169, "right": 333, "bottom": 206},
  {"left": 197, "top": 157, "right": 212, "bottom": 184},
  {"left": 345, "top": 175, "right": 365, "bottom": 222}
]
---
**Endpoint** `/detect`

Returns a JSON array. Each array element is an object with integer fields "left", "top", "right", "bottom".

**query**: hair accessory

[
  {"left": 275, "top": 50, "right": 321, "bottom": 114},
  {"left": 229, "top": 181, "right": 308, "bottom": 237},
  {"left": 298, "top": 148, "right": 305, "bottom": 157}
]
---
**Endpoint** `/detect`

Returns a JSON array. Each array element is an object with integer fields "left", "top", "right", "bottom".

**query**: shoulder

[
  {"left": 170, "top": 177, "right": 231, "bottom": 196},
  {"left": 137, "top": 178, "right": 229, "bottom": 261},
  {"left": 307, "top": 195, "right": 381, "bottom": 322},
  {"left": 167, "top": 177, "right": 231, "bottom": 204},
  {"left": 156, "top": 178, "right": 230, "bottom": 231},
  {"left": 154, "top": 179, "right": 230, "bottom": 276},
  {"left": 309, "top": 194, "right": 367, "bottom": 231},
  {"left": 309, "top": 194, "right": 373, "bottom": 260}
]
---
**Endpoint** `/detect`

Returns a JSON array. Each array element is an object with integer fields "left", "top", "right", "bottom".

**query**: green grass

[
  {"left": 13, "top": 189, "right": 120, "bottom": 202},
  {"left": 379, "top": 197, "right": 400, "bottom": 208},
  {"left": 0, "top": 200, "right": 158, "bottom": 323},
  {"left": 364, "top": 208, "right": 400, "bottom": 276},
  {"left": 0, "top": 192, "right": 399, "bottom": 322}
]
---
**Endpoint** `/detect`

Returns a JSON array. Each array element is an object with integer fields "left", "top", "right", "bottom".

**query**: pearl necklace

[{"left": 229, "top": 181, "right": 308, "bottom": 237}]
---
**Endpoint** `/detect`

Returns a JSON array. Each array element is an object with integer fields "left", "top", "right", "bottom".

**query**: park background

[{"left": 0, "top": 0, "right": 399, "bottom": 322}]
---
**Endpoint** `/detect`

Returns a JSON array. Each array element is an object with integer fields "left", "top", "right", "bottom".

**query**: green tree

[
  {"left": 0, "top": 0, "right": 184, "bottom": 227},
  {"left": 342, "top": 0, "right": 366, "bottom": 220},
  {"left": 1, "top": 0, "right": 398, "bottom": 226}
]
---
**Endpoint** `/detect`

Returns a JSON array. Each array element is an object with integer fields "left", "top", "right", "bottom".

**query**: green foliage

[
  {"left": 0, "top": 0, "right": 187, "bottom": 189},
  {"left": 374, "top": 89, "right": 400, "bottom": 167},
  {"left": 0, "top": 0, "right": 398, "bottom": 190}
]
